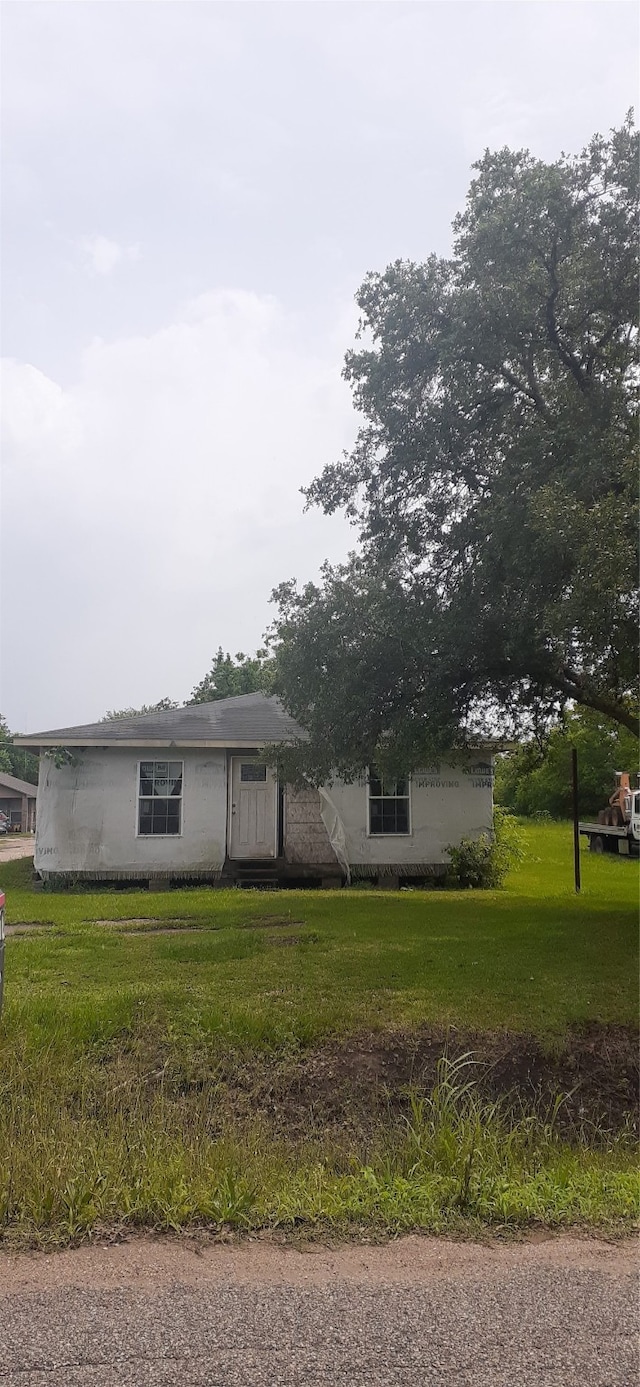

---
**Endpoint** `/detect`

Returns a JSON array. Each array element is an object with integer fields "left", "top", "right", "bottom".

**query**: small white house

[{"left": 17, "top": 693, "right": 497, "bottom": 887}]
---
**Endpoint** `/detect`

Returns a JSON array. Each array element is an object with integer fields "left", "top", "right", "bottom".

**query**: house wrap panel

[{"left": 284, "top": 786, "right": 337, "bottom": 865}]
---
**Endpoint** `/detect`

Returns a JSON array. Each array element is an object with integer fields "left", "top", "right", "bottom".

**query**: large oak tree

[{"left": 272, "top": 119, "right": 639, "bottom": 778}]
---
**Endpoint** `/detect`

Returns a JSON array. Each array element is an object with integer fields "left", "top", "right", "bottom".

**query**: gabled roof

[
  {"left": 15, "top": 693, "right": 307, "bottom": 750},
  {"left": 0, "top": 770, "right": 38, "bottom": 797}
]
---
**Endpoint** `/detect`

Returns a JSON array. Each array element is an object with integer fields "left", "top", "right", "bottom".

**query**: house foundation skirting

[
  {"left": 37, "top": 868, "right": 225, "bottom": 887},
  {"left": 350, "top": 862, "right": 447, "bottom": 879},
  {"left": 36, "top": 860, "right": 448, "bottom": 890}
]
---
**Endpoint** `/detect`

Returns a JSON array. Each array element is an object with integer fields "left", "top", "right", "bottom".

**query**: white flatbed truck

[{"left": 579, "top": 788, "right": 640, "bottom": 856}]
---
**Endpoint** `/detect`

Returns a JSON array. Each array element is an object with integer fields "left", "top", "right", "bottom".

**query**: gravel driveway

[
  {"left": 0, "top": 1234, "right": 636, "bottom": 1386},
  {"left": 0, "top": 836, "right": 34, "bottom": 863}
]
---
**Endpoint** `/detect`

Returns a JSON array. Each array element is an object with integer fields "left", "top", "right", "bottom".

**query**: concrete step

[{"left": 233, "top": 860, "right": 280, "bottom": 890}]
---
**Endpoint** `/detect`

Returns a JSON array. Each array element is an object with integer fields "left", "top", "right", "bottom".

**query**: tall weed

[{"left": 0, "top": 1050, "right": 635, "bottom": 1245}]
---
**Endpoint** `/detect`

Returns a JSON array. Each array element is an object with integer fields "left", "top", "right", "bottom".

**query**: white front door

[{"left": 228, "top": 758, "right": 277, "bottom": 859}]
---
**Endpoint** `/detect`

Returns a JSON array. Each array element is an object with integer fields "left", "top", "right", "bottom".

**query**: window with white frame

[
  {"left": 368, "top": 770, "right": 410, "bottom": 835},
  {"left": 138, "top": 760, "right": 183, "bottom": 835}
]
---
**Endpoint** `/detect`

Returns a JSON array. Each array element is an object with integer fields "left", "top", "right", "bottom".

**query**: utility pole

[{"left": 572, "top": 747, "right": 581, "bottom": 894}]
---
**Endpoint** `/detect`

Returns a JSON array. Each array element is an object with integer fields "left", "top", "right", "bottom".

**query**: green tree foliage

[
  {"left": 494, "top": 707, "right": 639, "bottom": 819},
  {"left": 188, "top": 647, "right": 275, "bottom": 704},
  {"left": 100, "top": 649, "right": 273, "bottom": 723},
  {"left": 272, "top": 119, "right": 638, "bottom": 778},
  {"left": 102, "top": 698, "right": 179, "bottom": 721},
  {"left": 0, "top": 715, "right": 39, "bottom": 784}
]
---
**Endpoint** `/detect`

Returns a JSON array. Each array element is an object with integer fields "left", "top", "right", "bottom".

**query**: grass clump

[{"left": 0, "top": 1052, "right": 635, "bottom": 1247}]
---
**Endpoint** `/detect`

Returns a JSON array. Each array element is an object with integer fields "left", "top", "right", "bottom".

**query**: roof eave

[
  {"left": 14, "top": 737, "right": 298, "bottom": 750},
  {"left": 16, "top": 736, "right": 514, "bottom": 753}
]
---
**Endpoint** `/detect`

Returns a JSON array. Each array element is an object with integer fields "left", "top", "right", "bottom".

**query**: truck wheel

[{"left": 589, "top": 835, "right": 605, "bottom": 854}]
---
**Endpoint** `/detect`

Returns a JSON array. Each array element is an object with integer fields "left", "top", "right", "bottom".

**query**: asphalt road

[{"left": 0, "top": 1235, "right": 636, "bottom": 1386}]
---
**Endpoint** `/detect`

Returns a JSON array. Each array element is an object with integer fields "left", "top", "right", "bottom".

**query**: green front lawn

[
  {"left": 2, "top": 821, "right": 637, "bottom": 1043},
  {"left": 0, "top": 822, "right": 637, "bottom": 1245}
]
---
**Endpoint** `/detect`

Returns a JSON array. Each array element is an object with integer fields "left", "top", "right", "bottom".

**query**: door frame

[{"left": 227, "top": 754, "right": 279, "bottom": 860}]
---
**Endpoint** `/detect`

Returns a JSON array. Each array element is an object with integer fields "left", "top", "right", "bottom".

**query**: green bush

[{"left": 446, "top": 808, "right": 525, "bottom": 889}]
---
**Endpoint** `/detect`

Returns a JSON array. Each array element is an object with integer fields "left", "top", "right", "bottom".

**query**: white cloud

[
  {"left": 2, "top": 0, "right": 636, "bottom": 733},
  {"left": 79, "top": 234, "right": 140, "bottom": 276},
  {"left": 0, "top": 291, "right": 355, "bottom": 729}
]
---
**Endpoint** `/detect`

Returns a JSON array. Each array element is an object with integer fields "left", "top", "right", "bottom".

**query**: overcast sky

[{"left": 1, "top": 0, "right": 637, "bottom": 732}]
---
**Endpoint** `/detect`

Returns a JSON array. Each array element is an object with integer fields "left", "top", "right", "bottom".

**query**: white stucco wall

[
  {"left": 35, "top": 749, "right": 228, "bottom": 877},
  {"left": 34, "top": 749, "right": 494, "bottom": 878},
  {"left": 325, "top": 761, "right": 494, "bottom": 870}
]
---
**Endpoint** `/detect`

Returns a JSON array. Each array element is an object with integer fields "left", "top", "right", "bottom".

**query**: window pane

[
  {"left": 369, "top": 770, "right": 408, "bottom": 798},
  {"left": 139, "top": 761, "right": 182, "bottom": 832},
  {"left": 383, "top": 800, "right": 408, "bottom": 833},
  {"left": 138, "top": 802, "right": 180, "bottom": 835},
  {"left": 151, "top": 802, "right": 169, "bottom": 833},
  {"left": 369, "top": 797, "right": 409, "bottom": 834},
  {"left": 240, "top": 763, "right": 267, "bottom": 782},
  {"left": 139, "top": 760, "right": 183, "bottom": 797}
]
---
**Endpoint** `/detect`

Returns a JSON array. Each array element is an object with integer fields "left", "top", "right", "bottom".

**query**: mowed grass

[
  {"left": 2, "top": 822, "right": 637, "bottom": 1045},
  {"left": 0, "top": 823, "right": 637, "bottom": 1244}
]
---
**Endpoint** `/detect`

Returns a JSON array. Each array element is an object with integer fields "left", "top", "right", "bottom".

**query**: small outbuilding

[
  {"left": 0, "top": 771, "right": 37, "bottom": 833},
  {"left": 17, "top": 693, "right": 498, "bottom": 887}
]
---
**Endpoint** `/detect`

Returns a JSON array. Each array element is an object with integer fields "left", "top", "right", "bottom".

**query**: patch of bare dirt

[
  {"left": 97, "top": 918, "right": 195, "bottom": 930},
  {"left": 239, "top": 916, "right": 306, "bottom": 929},
  {"left": 214, "top": 1025, "right": 639, "bottom": 1140},
  {"left": 5, "top": 921, "right": 55, "bottom": 934},
  {"left": 97, "top": 916, "right": 306, "bottom": 933}
]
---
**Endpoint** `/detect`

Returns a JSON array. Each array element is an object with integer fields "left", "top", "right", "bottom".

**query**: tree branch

[
  {"left": 544, "top": 236, "right": 595, "bottom": 398},
  {"left": 498, "top": 365, "right": 550, "bottom": 420},
  {"left": 553, "top": 667, "right": 638, "bottom": 735}
]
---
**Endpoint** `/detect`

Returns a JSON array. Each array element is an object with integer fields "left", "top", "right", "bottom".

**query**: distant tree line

[
  {"left": 102, "top": 647, "right": 274, "bottom": 720},
  {"left": 494, "top": 707, "right": 638, "bottom": 819},
  {"left": 188, "top": 647, "right": 275, "bottom": 704},
  {"left": 0, "top": 715, "right": 39, "bottom": 785}
]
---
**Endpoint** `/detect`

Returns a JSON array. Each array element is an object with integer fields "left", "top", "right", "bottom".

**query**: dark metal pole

[{"left": 572, "top": 747, "right": 581, "bottom": 894}]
